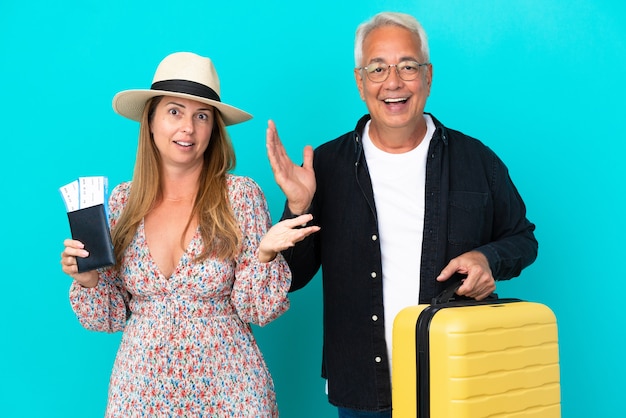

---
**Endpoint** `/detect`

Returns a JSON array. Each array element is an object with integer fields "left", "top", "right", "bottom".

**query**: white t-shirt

[{"left": 361, "top": 115, "right": 435, "bottom": 374}]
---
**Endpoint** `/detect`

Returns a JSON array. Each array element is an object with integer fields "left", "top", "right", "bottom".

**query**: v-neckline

[{"left": 139, "top": 218, "right": 199, "bottom": 280}]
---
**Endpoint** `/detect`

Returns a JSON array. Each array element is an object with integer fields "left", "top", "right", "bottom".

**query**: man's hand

[
  {"left": 436, "top": 250, "right": 495, "bottom": 300},
  {"left": 266, "top": 120, "right": 316, "bottom": 214}
]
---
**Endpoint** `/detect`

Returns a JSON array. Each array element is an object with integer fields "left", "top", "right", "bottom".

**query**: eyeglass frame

[{"left": 357, "top": 60, "right": 431, "bottom": 83}]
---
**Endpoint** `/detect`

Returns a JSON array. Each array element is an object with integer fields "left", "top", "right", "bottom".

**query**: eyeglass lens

[{"left": 365, "top": 61, "right": 424, "bottom": 82}]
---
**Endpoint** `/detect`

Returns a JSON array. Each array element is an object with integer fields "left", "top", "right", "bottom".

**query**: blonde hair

[{"left": 111, "top": 96, "right": 240, "bottom": 264}]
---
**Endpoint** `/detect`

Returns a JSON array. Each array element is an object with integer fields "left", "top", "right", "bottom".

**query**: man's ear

[{"left": 425, "top": 63, "right": 433, "bottom": 91}]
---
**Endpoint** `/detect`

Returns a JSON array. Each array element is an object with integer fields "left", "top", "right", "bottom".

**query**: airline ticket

[{"left": 60, "top": 176, "right": 109, "bottom": 212}]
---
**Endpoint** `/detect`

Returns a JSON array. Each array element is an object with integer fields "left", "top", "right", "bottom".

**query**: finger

[
  {"left": 63, "top": 246, "right": 90, "bottom": 259},
  {"left": 282, "top": 214, "right": 314, "bottom": 228},
  {"left": 266, "top": 120, "right": 281, "bottom": 154},
  {"left": 294, "top": 225, "right": 320, "bottom": 242},
  {"left": 477, "top": 278, "right": 496, "bottom": 299},
  {"left": 266, "top": 120, "right": 277, "bottom": 148},
  {"left": 266, "top": 122, "right": 291, "bottom": 176},
  {"left": 275, "top": 225, "right": 320, "bottom": 249},
  {"left": 472, "top": 286, "right": 492, "bottom": 300},
  {"left": 302, "top": 145, "right": 314, "bottom": 170},
  {"left": 266, "top": 120, "right": 286, "bottom": 153},
  {"left": 267, "top": 119, "right": 277, "bottom": 136},
  {"left": 63, "top": 238, "right": 85, "bottom": 249},
  {"left": 436, "top": 259, "right": 460, "bottom": 282},
  {"left": 266, "top": 122, "right": 280, "bottom": 164},
  {"left": 474, "top": 290, "right": 491, "bottom": 301},
  {"left": 458, "top": 275, "right": 495, "bottom": 300},
  {"left": 456, "top": 278, "right": 475, "bottom": 297},
  {"left": 60, "top": 255, "right": 79, "bottom": 275},
  {"left": 457, "top": 267, "right": 486, "bottom": 293}
]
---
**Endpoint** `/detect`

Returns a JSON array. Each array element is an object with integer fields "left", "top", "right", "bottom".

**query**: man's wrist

[{"left": 286, "top": 203, "right": 311, "bottom": 216}]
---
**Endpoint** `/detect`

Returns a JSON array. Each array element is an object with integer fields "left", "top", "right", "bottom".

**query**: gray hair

[{"left": 354, "top": 12, "right": 430, "bottom": 68}]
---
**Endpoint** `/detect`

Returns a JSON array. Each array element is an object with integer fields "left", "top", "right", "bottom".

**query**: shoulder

[
  {"left": 437, "top": 120, "right": 509, "bottom": 177},
  {"left": 226, "top": 174, "right": 270, "bottom": 221},
  {"left": 226, "top": 174, "right": 266, "bottom": 207},
  {"left": 107, "top": 181, "right": 131, "bottom": 223},
  {"left": 109, "top": 181, "right": 131, "bottom": 201},
  {"left": 316, "top": 132, "right": 353, "bottom": 154},
  {"left": 314, "top": 126, "right": 361, "bottom": 163},
  {"left": 227, "top": 174, "right": 263, "bottom": 196},
  {"left": 438, "top": 121, "right": 499, "bottom": 161},
  {"left": 108, "top": 181, "right": 131, "bottom": 208},
  {"left": 315, "top": 114, "right": 369, "bottom": 156}
]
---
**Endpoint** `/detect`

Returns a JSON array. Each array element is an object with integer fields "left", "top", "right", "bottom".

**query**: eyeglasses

[{"left": 358, "top": 60, "right": 430, "bottom": 83}]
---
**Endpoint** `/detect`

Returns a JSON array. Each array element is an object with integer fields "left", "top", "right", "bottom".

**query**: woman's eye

[
  {"left": 197, "top": 113, "right": 208, "bottom": 120},
  {"left": 168, "top": 108, "right": 179, "bottom": 116}
]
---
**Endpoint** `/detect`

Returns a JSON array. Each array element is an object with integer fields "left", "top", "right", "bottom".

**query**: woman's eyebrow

[{"left": 165, "top": 101, "right": 213, "bottom": 112}]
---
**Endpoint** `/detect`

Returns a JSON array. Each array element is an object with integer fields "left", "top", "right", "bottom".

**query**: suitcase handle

[
  {"left": 433, "top": 278, "right": 499, "bottom": 305},
  {"left": 433, "top": 281, "right": 463, "bottom": 304}
]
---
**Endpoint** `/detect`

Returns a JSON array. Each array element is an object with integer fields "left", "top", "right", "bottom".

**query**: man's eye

[{"left": 399, "top": 62, "right": 420, "bottom": 72}]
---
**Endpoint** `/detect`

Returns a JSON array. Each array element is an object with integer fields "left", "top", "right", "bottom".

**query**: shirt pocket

[{"left": 448, "top": 191, "right": 488, "bottom": 246}]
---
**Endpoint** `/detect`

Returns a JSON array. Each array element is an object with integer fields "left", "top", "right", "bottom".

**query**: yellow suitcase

[{"left": 392, "top": 295, "right": 561, "bottom": 417}]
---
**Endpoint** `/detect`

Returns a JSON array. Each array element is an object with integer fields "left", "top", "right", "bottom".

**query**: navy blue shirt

[{"left": 281, "top": 114, "right": 538, "bottom": 411}]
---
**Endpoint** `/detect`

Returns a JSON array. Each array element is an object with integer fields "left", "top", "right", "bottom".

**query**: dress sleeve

[
  {"left": 229, "top": 176, "right": 291, "bottom": 326},
  {"left": 69, "top": 182, "right": 132, "bottom": 333}
]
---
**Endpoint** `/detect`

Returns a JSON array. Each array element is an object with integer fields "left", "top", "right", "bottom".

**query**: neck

[
  {"left": 160, "top": 164, "right": 202, "bottom": 202},
  {"left": 368, "top": 119, "right": 427, "bottom": 154},
  {"left": 163, "top": 194, "right": 195, "bottom": 202}
]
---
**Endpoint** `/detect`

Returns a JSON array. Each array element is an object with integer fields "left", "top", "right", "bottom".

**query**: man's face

[{"left": 355, "top": 25, "right": 432, "bottom": 134}]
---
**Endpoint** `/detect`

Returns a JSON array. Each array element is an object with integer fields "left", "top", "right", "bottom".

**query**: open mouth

[
  {"left": 384, "top": 97, "right": 409, "bottom": 104},
  {"left": 174, "top": 141, "right": 193, "bottom": 147}
]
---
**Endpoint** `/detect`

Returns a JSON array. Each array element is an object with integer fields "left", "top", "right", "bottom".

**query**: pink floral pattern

[{"left": 70, "top": 175, "right": 291, "bottom": 417}]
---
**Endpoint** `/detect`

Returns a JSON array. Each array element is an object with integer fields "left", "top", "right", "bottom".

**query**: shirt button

[
  {"left": 371, "top": 272, "right": 377, "bottom": 279},
  {"left": 375, "top": 356, "right": 382, "bottom": 363},
  {"left": 371, "top": 234, "right": 377, "bottom": 241},
  {"left": 372, "top": 315, "right": 378, "bottom": 321}
]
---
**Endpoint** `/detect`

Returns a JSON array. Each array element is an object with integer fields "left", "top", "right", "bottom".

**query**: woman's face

[{"left": 150, "top": 96, "right": 215, "bottom": 170}]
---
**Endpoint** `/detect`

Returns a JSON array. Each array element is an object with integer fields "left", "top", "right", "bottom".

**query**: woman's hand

[
  {"left": 258, "top": 214, "right": 320, "bottom": 263},
  {"left": 60, "top": 239, "right": 100, "bottom": 287}
]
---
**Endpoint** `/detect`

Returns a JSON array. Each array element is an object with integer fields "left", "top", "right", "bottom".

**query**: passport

[
  {"left": 60, "top": 176, "right": 115, "bottom": 272},
  {"left": 67, "top": 204, "right": 115, "bottom": 272}
]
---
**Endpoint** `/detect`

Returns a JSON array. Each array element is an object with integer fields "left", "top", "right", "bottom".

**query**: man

[{"left": 266, "top": 11, "right": 537, "bottom": 418}]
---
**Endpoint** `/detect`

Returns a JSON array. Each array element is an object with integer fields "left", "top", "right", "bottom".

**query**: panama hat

[{"left": 112, "top": 52, "right": 252, "bottom": 125}]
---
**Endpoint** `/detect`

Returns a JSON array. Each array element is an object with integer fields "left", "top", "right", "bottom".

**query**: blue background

[{"left": 1, "top": 1, "right": 624, "bottom": 416}]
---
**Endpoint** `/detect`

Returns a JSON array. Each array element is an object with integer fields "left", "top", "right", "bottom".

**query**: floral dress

[{"left": 70, "top": 175, "right": 291, "bottom": 417}]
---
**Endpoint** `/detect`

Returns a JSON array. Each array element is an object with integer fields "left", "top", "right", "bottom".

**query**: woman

[{"left": 60, "top": 52, "right": 318, "bottom": 417}]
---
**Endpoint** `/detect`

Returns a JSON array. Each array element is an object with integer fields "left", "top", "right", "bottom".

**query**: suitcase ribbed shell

[{"left": 392, "top": 301, "right": 560, "bottom": 418}]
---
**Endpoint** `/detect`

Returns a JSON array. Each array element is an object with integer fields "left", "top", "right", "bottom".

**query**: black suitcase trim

[{"left": 414, "top": 298, "right": 523, "bottom": 418}]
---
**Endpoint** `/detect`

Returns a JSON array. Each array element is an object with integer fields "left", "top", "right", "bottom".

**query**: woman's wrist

[{"left": 257, "top": 248, "right": 277, "bottom": 263}]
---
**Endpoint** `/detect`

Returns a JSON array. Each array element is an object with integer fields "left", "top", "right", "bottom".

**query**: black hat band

[{"left": 151, "top": 79, "right": 221, "bottom": 102}]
